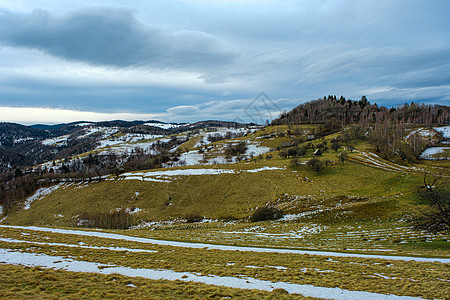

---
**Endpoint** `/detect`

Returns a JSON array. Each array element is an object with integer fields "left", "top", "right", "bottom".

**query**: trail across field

[
  {"left": 349, "top": 151, "right": 418, "bottom": 173},
  {"left": 0, "top": 248, "right": 425, "bottom": 300},
  {"left": 0, "top": 225, "right": 448, "bottom": 299},
  {"left": 1, "top": 225, "right": 448, "bottom": 263}
]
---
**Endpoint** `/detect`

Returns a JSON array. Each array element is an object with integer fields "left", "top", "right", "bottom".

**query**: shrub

[
  {"left": 287, "top": 148, "right": 298, "bottom": 158},
  {"left": 76, "top": 209, "right": 135, "bottom": 229},
  {"left": 297, "top": 146, "right": 308, "bottom": 157},
  {"left": 307, "top": 157, "right": 325, "bottom": 173},
  {"left": 331, "top": 140, "right": 341, "bottom": 152},
  {"left": 290, "top": 158, "right": 301, "bottom": 167},
  {"left": 279, "top": 149, "right": 288, "bottom": 159},
  {"left": 185, "top": 213, "right": 204, "bottom": 223},
  {"left": 224, "top": 142, "right": 248, "bottom": 158},
  {"left": 250, "top": 206, "right": 283, "bottom": 222},
  {"left": 338, "top": 151, "right": 348, "bottom": 163}
]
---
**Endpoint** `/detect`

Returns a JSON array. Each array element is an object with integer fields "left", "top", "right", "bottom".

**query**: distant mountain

[
  {"left": 0, "top": 123, "right": 50, "bottom": 147},
  {"left": 171, "top": 120, "right": 249, "bottom": 133},
  {"left": 0, "top": 119, "right": 249, "bottom": 171}
]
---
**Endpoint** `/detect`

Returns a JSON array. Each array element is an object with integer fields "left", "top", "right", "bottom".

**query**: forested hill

[{"left": 272, "top": 95, "right": 449, "bottom": 127}]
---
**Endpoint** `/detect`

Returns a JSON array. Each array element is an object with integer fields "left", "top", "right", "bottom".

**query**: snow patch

[
  {"left": 246, "top": 167, "right": 283, "bottom": 173},
  {"left": 23, "top": 184, "right": 63, "bottom": 210},
  {"left": 0, "top": 248, "right": 426, "bottom": 299},
  {"left": 176, "top": 150, "right": 204, "bottom": 166},
  {"left": 245, "top": 143, "right": 271, "bottom": 157},
  {"left": 41, "top": 135, "right": 70, "bottom": 146},
  {"left": 120, "top": 166, "right": 284, "bottom": 182},
  {"left": 434, "top": 126, "right": 450, "bottom": 139},
  {"left": 74, "top": 122, "right": 94, "bottom": 127},
  {"left": 420, "top": 147, "right": 449, "bottom": 160},
  {"left": 77, "top": 126, "right": 119, "bottom": 140},
  {"left": 144, "top": 122, "right": 186, "bottom": 130}
]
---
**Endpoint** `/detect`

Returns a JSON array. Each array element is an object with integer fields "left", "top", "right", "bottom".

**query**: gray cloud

[
  {"left": 0, "top": 1, "right": 449, "bottom": 125},
  {"left": 0, "top": 8, "right": 234, "bottom": 69}
]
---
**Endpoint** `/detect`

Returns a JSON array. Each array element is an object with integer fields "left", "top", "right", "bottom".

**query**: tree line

[{"left": 272, "top": 95, "right": 449, "bottom": 162}]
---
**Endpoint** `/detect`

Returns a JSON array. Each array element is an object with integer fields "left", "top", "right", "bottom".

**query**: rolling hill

[{"left": 0, "top": 97, "right": 448, "bottom": 299}]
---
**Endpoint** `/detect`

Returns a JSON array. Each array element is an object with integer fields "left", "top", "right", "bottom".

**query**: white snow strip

[
  {"left": 77, "top": 126, "right": 119, "bottom": 140},
  {"left": 121, "top": 168, "right": 235, "bottom": 179},
  {"left": 359, "top": 152, "right": 403, "bottom": 171},
  {"left": 142, "top": 178, "right": 170, "bottom": 183},
  {"left": 122, "top": 176, "right": 143, "bottom": 181},
  {"left": 23, "top": 184, "right": 63, "bottom": 210},
  {"left": 41, "top": 135, "right": 70, "bottom": 146},
  {"left": 404, "top": 128, "right": 423, "bottom": 140},
  {"left": 420, "top": 147, "right": 449, "bottom": 160},
  {"left": 0, "top": 248, "right": 424, "bottom": 300},
  {"left": 1, "top": 226, "right": 448, "bottom": 263},
  {"left": 434, "top": 126, "right": 450, "bottom": 139},
  {"left": 75, "top": 122, "right": 94, "bottom": 127},
  {"left": 144, "top": 122, "right": 186, "bottom": 130},
  {"left": 121, "top": 176, "right": 170, "bottom": 183},
  {"left": 0, "top": 238, "right": 157, "bottom": 253},
  {"left": 121, "top": 166, "right": 282, "bottom": 180},
  {"left": 246, "top": 166, "right": 283, "bottom": 173}
]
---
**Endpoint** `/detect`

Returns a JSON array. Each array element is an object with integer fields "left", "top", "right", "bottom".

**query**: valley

[{"left": 0, "top": 98, "right": 449, "bottom": 299}]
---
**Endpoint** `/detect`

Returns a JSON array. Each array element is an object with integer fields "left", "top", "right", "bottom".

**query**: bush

[
  {"left": 279, "top": 149, "right": 288, "bottom": 159},
  {"left": 297, "top": 146, "right": 308, "bottom": 157},
  {"left": 287, "top": 148, "right": 298, "bottom": 158},
  {"left": 250, "top": 206, "right": 283, "bottom": 222},
  {"left": 307, "top": 157, "right": 325, "bottom": 173},
  {"left": 185, "top": 213, "right": 204, "bottom": 223}
]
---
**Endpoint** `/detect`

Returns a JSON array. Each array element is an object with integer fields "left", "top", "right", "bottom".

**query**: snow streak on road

[
  {"left": 1, "top": 225, "right": 448, "bottom": 263},
  {"left": 0, "top": 249, "right": 425, "bottom": 300}
]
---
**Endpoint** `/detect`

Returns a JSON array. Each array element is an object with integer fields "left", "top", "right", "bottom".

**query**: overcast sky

[{"left": 0, "top": 0, "right": 449, "bottom": 124}]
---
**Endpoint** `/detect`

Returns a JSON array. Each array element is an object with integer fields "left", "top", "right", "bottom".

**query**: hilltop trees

[
  {"left": 272, "top": 95, "right": 449, "bottom": 163},
  {"left": 272, "top": 95, "right": 448, "bottom": 128}
]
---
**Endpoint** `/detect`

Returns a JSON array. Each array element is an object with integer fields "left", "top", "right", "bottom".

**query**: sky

[{"left": 0, "top": 0, "right": 449, "bottom": 125}]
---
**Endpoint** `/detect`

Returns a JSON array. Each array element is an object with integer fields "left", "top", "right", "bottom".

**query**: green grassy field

[
  {"left": 1, "top": 126, "right": 448, "bottom": 299},
  {"left": 0, "top": 225, "right": 448, "bottom": 299}
]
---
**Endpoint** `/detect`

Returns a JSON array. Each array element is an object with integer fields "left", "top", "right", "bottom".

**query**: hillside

[
  {"left": 0, "top": 120, "right": 247, "bottom": 171},
  {"left": 0, "top": 99, "right": 449, "bottom": 299},
  {"left": 2, "top": 122, "right": 449, "bottom": 240}
]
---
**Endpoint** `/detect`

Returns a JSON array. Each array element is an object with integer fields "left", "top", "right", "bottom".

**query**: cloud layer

[
  {"left": 0, "top": 1, "right": 449, "bottom": 124},
  {"left": 0, "top": 8, "right": 233, "bottom": 69}
]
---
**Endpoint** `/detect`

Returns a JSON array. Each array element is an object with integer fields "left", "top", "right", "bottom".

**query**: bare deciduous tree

[{"left": 413, "top": 173, "right": 449, "bottom": 233}]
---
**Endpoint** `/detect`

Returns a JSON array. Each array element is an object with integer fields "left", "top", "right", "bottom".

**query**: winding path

[{"left": 1, "top": 225, "right": 448, "bottom": 263}]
